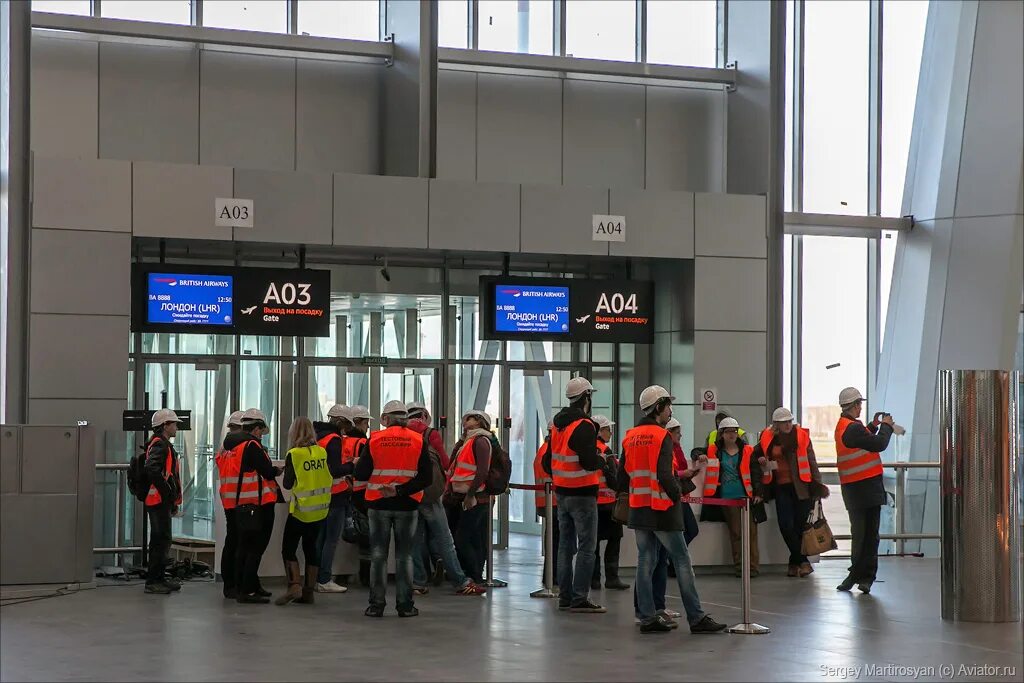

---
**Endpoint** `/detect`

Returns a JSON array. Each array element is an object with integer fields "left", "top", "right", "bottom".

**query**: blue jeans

[
  {"left": 413, "top": 501, "right": 470, "bottom": 588},
  {"left": 556, "top": 495, "right": 598, "bottom": 605},
  {"left": 316, "top": 499, "right": 351, "bottom": 584},
  {"left": 368, "top": 509, "right": 418, "bottom": 609},
  {"left": 633, "top": 543, "right": 668, "bottom": 618},
  {"left": 635, "top": 529, "right": 706, "bottom": 626}
]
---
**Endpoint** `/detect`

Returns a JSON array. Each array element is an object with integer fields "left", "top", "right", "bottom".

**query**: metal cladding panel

[{"left": 940, "top": 370, "right": 1021, "bottom": 622}]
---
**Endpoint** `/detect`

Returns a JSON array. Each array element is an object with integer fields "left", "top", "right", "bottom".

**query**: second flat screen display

[{"left": 494, "top": 284, "right": 570, "bottom": 335}]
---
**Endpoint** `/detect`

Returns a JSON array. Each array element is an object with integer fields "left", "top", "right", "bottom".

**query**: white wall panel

[
  {"left": 28, "top": 314, "right": 129, "bottom": 400},
  {"left": 28, "top": 399, "right": 128, "bottom": 459},
  {"left": 646, "top": 86, "right": 726, "bottom": 192},
  {"left": 31, "top": 37, "right": 97, "bottom": 159},
  {"left": 32, "top": 157, "right": 131, "bottom": 232},
  {"left": 520, "top": 185, "right": 608, "bottom": 255},
  {"left": 30, "top": 229, "right": 130, "bottom": 316},
  {"left": 428, "top": 180, "right": 519, "bottom": 252},
  {"left": 693, "top": 330, "right": 767, "bottom": 406},
  {"left": 296, "top": 60, "right": 381, "bottom": 175},
  {"left": 476, "top": 73, "right": 562, "bottom": 185},
  {"left": 334, "top": 174, "right": 428, "bottom": 249},
  {"left": 694, "top": 257, "right": 768, "bottom": 331},
  {"left": 99, "top": 43, "right": 199, "bottom": 164},
  {"left": 562, "top": 80, "right": 645, "bottom": 189},
  {"left": 694, "top": 192, "right": 767, "bottom": 257},
  {"left": 609, "top": 188, "right": 694, "bottom": 258},
  {"left": 200, "top": 52, "right": 295, "bottom": 171},
  {"left": 436, "top": 69, "right": 477, "bottom": 181},
  {"left": 233, "top": 169, "right": 332, "bottom": 245},
  {"left": 132, "top": 161, "right": 233, "bottom": 239}
]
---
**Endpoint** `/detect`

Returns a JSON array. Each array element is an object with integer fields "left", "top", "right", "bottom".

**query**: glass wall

[
  {"left": 565, "top": 0, "right": 636, "bottom": 62},
  {"left": 646, "top": 0, "right": 718, "bottom": 68},
  {"left": 202, "top": 1, "right": 287, "bottom": 32},
  {"left": 102, "top": 0, "right": 192, "bottom": 24},
  {"left": 478, "top": 0, "right": 553, "bottom": 55},
  {"left": 297, "top": 0, "right": 379, "bottom": 41}
]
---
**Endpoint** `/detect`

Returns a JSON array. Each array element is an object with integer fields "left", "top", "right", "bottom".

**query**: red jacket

[
  {"left": 408, "top": 419, "right": 450, "bottom": 472},
  {"left": 672, "top": 443, "right": 688, "bottom": 474}
]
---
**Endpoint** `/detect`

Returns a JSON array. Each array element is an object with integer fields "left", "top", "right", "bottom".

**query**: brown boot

[
  {"left": 297, "top": 565, "right": 317, "bottom": 604},
  {"left": 787, "top": 565, "right": 799, "bottom": 577},
  {"left": 275, "top": 561, "right": 303, "bottom": 606},
  {"left": 798, "top": 562, "right": 814, "bottom": 578}
]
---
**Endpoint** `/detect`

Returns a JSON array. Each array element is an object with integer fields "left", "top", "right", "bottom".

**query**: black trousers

[
  {"left": 774, "top": 484, "right": 813, "bottom": 566},
  {"left": 282, "top": 515, "right": 323, "bottom": 566},
  {"left": 848, "top": 505, "right": 881, "bottom": 584},
  {"left": 448, "top": 502, "right": 489, "bottom": 583},
  {"left": 146, "top": 504, "right": 173, "bottom": 585},
  {"left": 236, "top": 504, "right": 276, "bottom": 594},
  {"left": 541, "top": 509, "right": 560, "bottom": 584},
  {"left": 221, "top": 508, "right": 238, "bottom": 592}
]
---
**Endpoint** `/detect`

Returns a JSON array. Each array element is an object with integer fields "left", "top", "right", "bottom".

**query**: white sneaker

[
  {"left": 634, "top": 617, "right": 642, "bottom": 625},
  {"left": 316, "top": 581, "right": 347, "bottom": 593},
  {"left": 658, "top": 609, "right": 681, "bottom": 619}
]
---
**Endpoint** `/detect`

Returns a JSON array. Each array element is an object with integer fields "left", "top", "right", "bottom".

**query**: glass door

[{"left": 304, "top": 360, "right": 442, "bottom": 428}]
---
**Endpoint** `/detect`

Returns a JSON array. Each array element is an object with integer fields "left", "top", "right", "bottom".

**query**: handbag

[
  {"left": 801, "top": 499, "right": 838, "bottom": 555},
  {"left": 611, "top": 492, "right": 630, "bottom": 525}
]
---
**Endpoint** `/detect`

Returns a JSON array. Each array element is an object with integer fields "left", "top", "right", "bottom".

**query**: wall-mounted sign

[
  {"left": 592, "top": 214, "right": 626, "bottom": 242},
  {"left": 215, "top": 198, "right": 254, "bottom": 228},
  {"left": 700, "top": 388, "right": 718, "bottom": 415},
  {"left": 133, "top": 264, "right": 330, "bottom": 337},
  {"left": 480, "top": 276, "right": 654, "bottom": 343}
]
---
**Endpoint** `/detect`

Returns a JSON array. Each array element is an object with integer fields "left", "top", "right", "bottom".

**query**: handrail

[
  {"left": 816, "top": 461, "right": 940, "bottom": 469},
  {"left": 94, "top": 464, "right": 136, "bottom": 559}
]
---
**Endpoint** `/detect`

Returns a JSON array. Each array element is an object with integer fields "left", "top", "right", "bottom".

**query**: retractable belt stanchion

[
  {"left": 529, "top": 481, "right": 556, "bottom": 598},
  {"left": 483, "top": 493, "right": 508, "bottom": 588}
]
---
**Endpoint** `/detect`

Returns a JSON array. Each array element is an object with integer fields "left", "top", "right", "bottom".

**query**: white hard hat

[
  {"left": 592, "top": 415, "right": 615, "bottom": 429},
  {"left": 349, "top": 405, "right": 373, "bottom": 421},
  {"left": 718, "top": 417, "right": 740, "bottom": 430},
  {"left": 771, "top": 407, "right": 795, "bottom": 423},
  {"left": 226, "top": 410, "right": 245, "bottom": 427},
  {"left": 407, "top": 401, "right": 429, "bottom": 418},
  {"left": 838, "top": 387, "right": 864, "bottom": 406},
  {"left": 639, "top": 385, "right": 675, "bottom": 411},
  {"left": 241, "top": 408, "right": 268, "bottom": 424},
  {"left": 566, "top": 377, "right": 596, "bottom": 399},
  {"left": 151, "top": 409, "right": 182, "bottom": 428},
  {"left": 381, "top": 400, "right": 408, "bottom": 418},
  {"left": 327, "top": 404, "right": 351, "bottom": 420},
  {"left": 462, "top": 410, "right": 492, "bottom": 430},
  {"left": 665, "top": 417, "right": 681, "bottom": 431}
]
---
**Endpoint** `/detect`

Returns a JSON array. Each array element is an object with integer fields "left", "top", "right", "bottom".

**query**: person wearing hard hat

[
  {"left": 353, "top": 401, "right": 433, "bottom": 617},
  {"left": 346, "top": 405, "right": 374, "bottom": 587},
  {"left": 215, "top": 410, "right": 245, "bottom": 599},
  {"left": 407, "top": 402, "right": 450, "bottom": 471},
  {"left": 313, "top": 405, "right": 354, "bottom": 594},
  {"left": 705, "top": 407, "right": 746, "bottom": 448},
  {"left": 542, "top": 376, "right": 606, "bottom": 613},
  {"left": 666, "top": 418, "right": 702, "bottom": 545},
  {"left": 231, "top": 408, "right": 282, "bottom": 604},
  {"left": 447, "top": 410, "right": 497, "bottom": 587},
  {"left": 700, "top": 417, "right": 769, "bottom": 578},
  {"left": 617, "top": 385, "right": 726, "bottom": 634},
  {"left": 143, "top": 409, "right": 184, "bottom": 595},
  {"left": 835, "top": 387, "right": 894, "bottom": 594},
  {"left": 754, "top": 407, "right": 829, "bottom": 578},
  {"left": 590, "top": 415, "right": 628, "bottom": 592}
]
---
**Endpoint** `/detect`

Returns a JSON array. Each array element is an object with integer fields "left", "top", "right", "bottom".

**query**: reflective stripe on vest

[
  {"left": 318, "top": 432, "right": 349, "bottom": 495},
  {"left": 622, "top": 424, "right": 672, "bottom": 511},
  {"left": 288, "top": 445, "right": 333, "bottom": 522},
  {"left": 703, "top": 444, "right": 758, "bottom": 498},
  {"left": 834, "top": 417, "right": 884, "bottom": 485},
  {"left": 215, "top": 447, "right": 242, "bottom": 510},
  {"left": 596, "top": 438, "right": 616, "bottom": 505},
  {"left": 345, "top": 436, "right": 369, "bottom": 492},
  {"left": 550, "top": 419, "right": 601, "bottom": 489},
  {"left": 450, "top": 436, "right": 484, "bottom": 494},
  {"left": 145, "top": 436, "right": 182, "bottom": 507},
  {"left": 533, "top": 441, "right": 555, "bottom": 510},
  {"left": 365, "top": 427, "right": 424, "bottom": 502},
  {"left": 758, "top": 426, "right": 812, "bottom": 484},
  {"left": 226, "top": 439, "right": 279, "bottom": 506}
]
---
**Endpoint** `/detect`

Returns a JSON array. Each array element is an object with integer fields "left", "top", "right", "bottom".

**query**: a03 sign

[{"left": 592, "top": 214, "right": 626, "bottom": 242}]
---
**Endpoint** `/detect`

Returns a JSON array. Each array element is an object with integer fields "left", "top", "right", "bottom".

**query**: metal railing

[{"left": 94, "top": 463, "right": 142, "bottom": 561}]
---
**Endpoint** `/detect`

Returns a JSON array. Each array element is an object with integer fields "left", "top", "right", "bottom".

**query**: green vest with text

[{"left": 288, "top": 445, "right": 332, "bottom": 523}]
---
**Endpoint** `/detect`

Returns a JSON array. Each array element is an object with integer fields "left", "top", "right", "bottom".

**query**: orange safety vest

[
  {"left": 215, "top": 446, "right": 242, "bottom": 510},
  {"left": 364, "top": 427, "right": 424, "bottom": 502},
  {"left": 622, "top": 424, "right": 672, "bottom": 511},
  {"left": 318, "top": 432, "right": 349, "bottom": 495},
  {"left": 703, "top": 444, "right": 766, "bottom": 498},
  {"left": 450, "top": 436, "right": 487, "bottom": 494},
  {"left": 228, "top": 439, "right": 280, "bottom": 506},
  {"left": 596, "top": 438, "right": 616, "bottom": 505},
  {"left": 834, "top": 417, "right": 884, "bottom": 485},
  {"left": 759, "top": 426, "right": 812, "bottom": 483},
  {"left": 346, "top": 436, "right": 369, "bottom": 492},
  {"left": 550, "top": 419, "right": 601, "bottom": 489},
  {"left": 532, "top": 441, "right": 555, "bottom": 510},
  {"left": 145, "top": 436, "right": 183, "bottom": 508}
]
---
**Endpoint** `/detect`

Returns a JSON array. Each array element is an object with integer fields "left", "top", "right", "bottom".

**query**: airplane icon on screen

[
  {"left": 241, "top": 306, "right": 257, "bottom": 315},
  {"left": 576, "top": 314, "right": 591, "bottom": 324}
]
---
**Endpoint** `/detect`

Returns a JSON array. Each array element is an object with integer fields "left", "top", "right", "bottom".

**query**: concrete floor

[{"left": 1, "top": 539, "right": 1021, "bottom": 682}]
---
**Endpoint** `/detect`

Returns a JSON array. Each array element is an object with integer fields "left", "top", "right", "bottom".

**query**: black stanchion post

[
  {"left": 728, "top": 497, "right": 770, "bottom": 634},
  {"left": 483, "top": 493, "right": 507, "bottom": 588},
  {"left": 531, "top": 482, "right": 556, "bottom": 598}
]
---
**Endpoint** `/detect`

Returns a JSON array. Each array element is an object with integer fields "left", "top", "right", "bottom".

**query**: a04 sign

[{"left": 592, "top": 214, "right": 626, "bottom": 242}]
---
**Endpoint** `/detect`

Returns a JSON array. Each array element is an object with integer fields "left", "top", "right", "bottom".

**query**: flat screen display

[
  {"left": 494, "top": 284, "right": 570, "bottom": 335},
  {"left": 146, "top": 272, "right": 234, "bottom": 326}
]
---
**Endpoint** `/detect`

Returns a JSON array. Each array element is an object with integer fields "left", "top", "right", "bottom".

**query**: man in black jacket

[
  {"left": 144, "top": 409, "right": 183, "bottom": 595},
  {"left": 542, "top": 377, "right": 606, "bottom": 613},
  {"left": 835, "top": 387, "right": 894, "bottom": 593}
]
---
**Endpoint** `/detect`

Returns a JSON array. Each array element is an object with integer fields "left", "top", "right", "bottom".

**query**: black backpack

[
  {"left": 484, "top": 439, "right": 512, "bottom": 495},
  {"left": 126, "top": 438, "right": 155, "bottom": 502}
]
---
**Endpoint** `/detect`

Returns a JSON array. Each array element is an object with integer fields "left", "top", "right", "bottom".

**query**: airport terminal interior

[{"left": 0, "top": 0, "right": 1022, "bottom": 681}]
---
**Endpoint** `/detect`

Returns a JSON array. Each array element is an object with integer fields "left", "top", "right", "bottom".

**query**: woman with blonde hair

[{"left": 276, "top": 416, "right": 333, "bottom": 606}]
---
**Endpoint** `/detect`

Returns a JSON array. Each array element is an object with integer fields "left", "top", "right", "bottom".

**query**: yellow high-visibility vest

[{"left": 288, "top": 445, "right": 332, "bottom": 523}]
